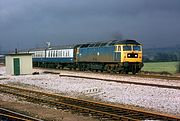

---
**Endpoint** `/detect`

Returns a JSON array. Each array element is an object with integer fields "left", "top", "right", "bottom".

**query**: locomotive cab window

[
  {"left": 123, "top": 46, "right": 132, "bottom": 51},
  {"left": 133, "top": 46, "right": 141, "bottom": 51},
  {"left": 116, "top": 46, "right": 121, "bottom": 52}
]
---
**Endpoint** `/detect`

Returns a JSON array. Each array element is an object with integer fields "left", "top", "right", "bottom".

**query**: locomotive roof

[
  {"left": 117, "top": 40, "right": 141, "bottom": 45},
  {"left": 77, "top": 39, "right": 141, "bottom": 48}
]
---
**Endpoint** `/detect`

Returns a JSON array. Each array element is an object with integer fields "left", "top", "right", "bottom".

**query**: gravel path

[{"left": 0, "top": 67, "right": 180, "bottom": 117}]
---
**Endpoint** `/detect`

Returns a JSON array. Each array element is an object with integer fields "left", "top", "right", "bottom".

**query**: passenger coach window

[
  {"left": 48, "top": 51, "right": 50, "bottom": 57},
  {"left": 123, "top": 46, "right": 131, "bottom": 51},
  {"left": 133, "top": 46, "right": 141, "bottom": 51}
]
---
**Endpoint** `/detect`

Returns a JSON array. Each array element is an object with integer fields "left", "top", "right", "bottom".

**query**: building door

[{"left": 13, "top": 58, "right": 20, "bottom": 75}]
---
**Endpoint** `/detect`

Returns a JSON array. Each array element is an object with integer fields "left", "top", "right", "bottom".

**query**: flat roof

[{"left": 6, "top": 53, "right": 32, "bottom": 56}]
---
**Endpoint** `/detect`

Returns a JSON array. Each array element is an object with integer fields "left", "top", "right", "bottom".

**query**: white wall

[
  {"left": 5, "top": 56, "right": 13, "bottom": 75},
  {"left": 20, "top": 56, "right": 32, "bottom": 75},
  {"left": 5, "top": 55, "right": 32, "bottom": 75}
]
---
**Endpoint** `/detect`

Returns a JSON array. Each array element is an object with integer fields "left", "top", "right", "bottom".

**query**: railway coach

[
  {"left": 28, "top": 39, "right": 143, "bottom": 74},
  {"left": 29, "top": 45, "right": 75, "bottom": 69}
]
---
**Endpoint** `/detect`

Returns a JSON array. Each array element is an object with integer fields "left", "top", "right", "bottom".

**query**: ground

[
  {"left": 0, "top": 94, "right": 99, "bottom": 121},
  {"left": 0, "top": 65, "right": 180, "bottom": 120}
]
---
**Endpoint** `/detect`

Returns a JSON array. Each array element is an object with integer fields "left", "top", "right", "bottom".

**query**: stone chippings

[{"left": 0, "top": 67, "right": 180, "bottom": 117}]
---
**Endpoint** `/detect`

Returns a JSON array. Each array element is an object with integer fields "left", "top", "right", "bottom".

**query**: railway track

[
  {"left": 0, "top": 107, "right": 42, "bottom": 121},
  {"left": 0, "top": 84, "right": 179, "bottom": 121},
  {"left": 41, "top": 67, "right": 180, "bottom": 81},
  {"left": 43, "top": 71, "right": 180, "bottom": 90},
  {"left": 59, "top": 74, "right": 180, "bottom": 90}
]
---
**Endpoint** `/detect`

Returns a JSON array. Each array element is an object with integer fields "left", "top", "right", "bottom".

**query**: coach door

[{"left": 13, "top": 58, "right": 20, "bottom": 75}]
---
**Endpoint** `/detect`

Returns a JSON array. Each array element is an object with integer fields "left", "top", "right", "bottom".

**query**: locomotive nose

[
  {"left": 127, "top": 53, "right": 138, "bottom": 58},
  {"left": 122, "top": 52, "right": 142, "bottom": 63}
]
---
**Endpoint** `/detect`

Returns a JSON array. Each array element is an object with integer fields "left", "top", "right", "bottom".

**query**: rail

[
  {"left": 0, "top": 84, "right": 179, "bottom": 121},
  {"left": 42, "top": 68, "right": 180, "bottom": 81},
  {"left": 0, "top": 107, "right": 43, "bottom": 121},
  {"left": 57, "top": 74, "right": 180, "bottom": 90}
]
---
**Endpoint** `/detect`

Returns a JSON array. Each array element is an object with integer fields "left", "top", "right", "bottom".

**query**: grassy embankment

[{"left": 142, "top": 61, "right": 179, "bottom": 74}]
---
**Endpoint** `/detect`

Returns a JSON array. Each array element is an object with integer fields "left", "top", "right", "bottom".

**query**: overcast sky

[{"left": 0, "top": 0, "right": 180, "bottom": 51}]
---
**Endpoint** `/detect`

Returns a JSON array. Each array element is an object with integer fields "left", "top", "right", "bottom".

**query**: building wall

[
  {"left": 5, "top": 56, "right": 13, "bottom": 75},
  {"left": 20, "top": 56, "right": 32, "bottom": 75},
  {"left": 5, "top": 55, "right": 32, "bottom": 75}
]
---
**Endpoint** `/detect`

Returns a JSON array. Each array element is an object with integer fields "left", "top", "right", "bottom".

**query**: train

[{"left": 27, "top": 39, "right": 143, "bottom": 74}]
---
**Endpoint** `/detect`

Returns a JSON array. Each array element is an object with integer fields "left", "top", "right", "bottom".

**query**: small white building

[{"left": 5, "top": 53, "right": 32, "bottom": 75}]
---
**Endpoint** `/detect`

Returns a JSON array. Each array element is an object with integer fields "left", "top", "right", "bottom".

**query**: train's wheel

[
  {"left": 119, "top": 70, "right": 123, "bottom": 74},
  {"left": 107, "top": 66, "right": 111, "bottom": 73},
  {"left": 132, "top": 65, "right": 137, "bottom": 75}
]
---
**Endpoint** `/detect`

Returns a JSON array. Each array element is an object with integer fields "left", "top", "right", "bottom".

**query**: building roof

[{"left": 6, "top": 53, "right": 33, "bottom": 56}]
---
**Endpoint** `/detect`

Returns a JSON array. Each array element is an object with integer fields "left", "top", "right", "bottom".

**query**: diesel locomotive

[{"left": 28, "top": 39, "right": 143, "bottom": 74}]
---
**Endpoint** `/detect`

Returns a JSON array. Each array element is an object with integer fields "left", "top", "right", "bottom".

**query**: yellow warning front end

[{"left": 120, "top": 44, "right": 142, "bottom": 63}]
